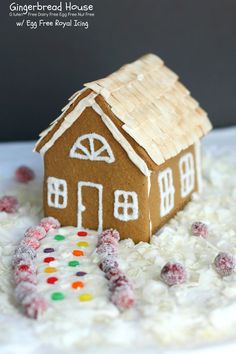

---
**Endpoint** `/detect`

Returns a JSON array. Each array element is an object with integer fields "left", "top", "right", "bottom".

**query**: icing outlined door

[{"left": 77, "top": 181, "right": 103, "bottom": 232}]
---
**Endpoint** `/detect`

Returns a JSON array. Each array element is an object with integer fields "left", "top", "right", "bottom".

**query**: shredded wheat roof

[{"left": 35, "top": 53, "right": 212, "bottom": 167}]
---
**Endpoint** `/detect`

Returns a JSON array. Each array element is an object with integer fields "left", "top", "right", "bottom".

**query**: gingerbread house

[{"left": 35, "top": 54, "right": 212, "bottom": 243}]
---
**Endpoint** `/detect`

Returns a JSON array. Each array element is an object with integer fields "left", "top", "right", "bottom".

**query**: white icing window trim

[
  {"left": 70, "top": 133, "right": 115, "bottom": 163},
  {"left": 114, "top": 190, "right": 138, "bottom": 221},
  {"left": 158, "top": 168, "right": 175, "bottom": 217},
  {"left": 47, "top": 177, "right": 67, "bottom": 209},
  {"left": 77, "top": 181, "right": 103, "bottom": 232},
  {"left": 179, "top": 152, "right": 195, "bottom": 198}
]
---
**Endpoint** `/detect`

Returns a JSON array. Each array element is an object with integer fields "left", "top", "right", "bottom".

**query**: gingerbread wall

[
  {"left": 149, "top": 144, "right": 198, "bottom": 235},
  {"left": 43, "top": 105, "right": 150, "bottom": 243}
]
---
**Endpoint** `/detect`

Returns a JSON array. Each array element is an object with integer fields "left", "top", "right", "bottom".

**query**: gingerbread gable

[{"left": 35, "top": 53, "right": 212, "bottom": 175}]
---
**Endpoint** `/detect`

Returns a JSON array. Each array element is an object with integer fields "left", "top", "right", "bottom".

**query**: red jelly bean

[
  {"left": 47, "top": 277, "right": 58, "bottom": 284},
  {"left": 44, "top": 257, "right": 55, "bottom": 263},
  {"left": 77, "top": 231, "right": 88, "bottom": 237}
]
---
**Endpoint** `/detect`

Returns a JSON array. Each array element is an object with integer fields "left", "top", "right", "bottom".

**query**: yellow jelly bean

[
  {"left": 44, "top": 267, "right": 57, "bottom": 273},
  {"left": 79, "top": 293, "right": 93, "bottom": 302},
  {"left": 77, "top": 241, "right": 89, "bottom": 248}
]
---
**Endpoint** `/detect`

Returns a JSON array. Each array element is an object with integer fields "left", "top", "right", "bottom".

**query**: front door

[{"left": 77, "top": 181, "right": 103, "bottom": 232}]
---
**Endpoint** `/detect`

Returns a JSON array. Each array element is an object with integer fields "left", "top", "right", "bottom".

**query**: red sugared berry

[
  {"left": 39, "top": 217, "right": 60, "bottom": 232},
  {"left": 96, "top": 243, "right": 117, "bottom": 258},
  {"left": 99, "top": 257, "right": 119, "bottom": 273},
  {"left": 160, "top": 262, "right": 187, "bottom": 286},
  {"left": 214, "top": 252, "right": 235, "bottom": 277},
  {"left": 100, "top": 229, "right": 120, "bottom": 242},
  {"left": 0, "top": 196, "right": 19, "bottom": 213},
  {"left": 191, "top": 221, "right": 208, "bottom": 238},
  {"left": 15, "top": 166, "right": 35, "bottom": 183},
  {"left": 22, "top": 237, "right": 40, "bottom": 250},
  {"left": 23, "top": 293, "right": 47, "bottom": 319},
  {"left": 24, "top": 226, "right": 46, "bottom": 240},
  {"left": 111, "top": 285, "right": 134, "bottom": 311}
]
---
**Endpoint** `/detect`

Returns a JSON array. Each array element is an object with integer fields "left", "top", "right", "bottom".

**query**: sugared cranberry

[
  {"left": 111, "top": 285, "right": 134, "bottom": 310},
  {"left": 15, "top": 166, "right": 35, "bottom": 183},
  {"left": 23, "top": 293, "right": 47, "bottom": 319},
  {"left": 160, "top": 262, "right": 187, "bottom": 286},
  {"left": 24, "top": 226, "right": 46, "bottom": 240},
  {"left": 0, "top": 196, "right": 19, "bottom": 213},
  {"left": 99, "top": 257, "right": 119, "bottom": 273},
  {"left": 100, "top": 229, "right": 120, "bottom": 242},
  {"left": 191, "top": 221, "right": 208, "bottom": 238},
  {"left": 22, "top": 237, "right": 40, "bottom": 250},
  {"left": 214, "top": 252, "right": 235, "bottom": 277},
  {"left": 39, "top": 217, "right": 60, "bottom": 232}
]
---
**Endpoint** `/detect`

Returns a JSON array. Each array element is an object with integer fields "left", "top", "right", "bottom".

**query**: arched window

[
  {"left": 69, "top": 133, "right": 115, "bottom": 163},
  {"left": 158, "top": 168, "right": 175, "bottom": 217},
  {"left": 179, "top": 153, "right": 195, "bottom": 197}
]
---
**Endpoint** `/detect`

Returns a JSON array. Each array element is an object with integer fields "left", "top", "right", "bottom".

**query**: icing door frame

[{"left": 77, "top": 181, "right": 103, "bottom": 232}]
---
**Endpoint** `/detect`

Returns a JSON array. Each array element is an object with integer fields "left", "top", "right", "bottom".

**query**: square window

[
  {"left": 114, "top": 190, "right": 138, "bottom": 221},
  {"left": 179, "top": 153, "right": 195, "bottom": 198},
  {"left": 47, "top": 177, "right": 67, "bottom": 209},
  {"left": 158, "top": 168, "right": 175, "bottom": 217}
]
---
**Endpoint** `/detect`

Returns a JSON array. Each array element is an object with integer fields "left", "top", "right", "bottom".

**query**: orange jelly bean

[
  {"left": 71, "top": 281, "right": 84, "bottom": 289},
  {"left": 72, "top": 250, "right": 84, "bottom": 257}
]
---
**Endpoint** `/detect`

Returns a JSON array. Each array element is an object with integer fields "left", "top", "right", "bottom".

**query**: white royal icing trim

[
  {"left": 158, "top": 168, "right": 175, "bottom": 217},
  {"left": 194, "top": 141, "right": 202, "bottom": 192},
  {"left": 179, "top": 152, "right": 195, "bottom": 198},
  {"left": 47, "top": 177, "right": 67, "bottom": 209},
  {"left": 91, "top": 101, "right": 150, "bottom": 176},
  {"left": 114, "top": 190, "right": 139, "bottom": 221},
  {"left": 77, "top": 181, "right": 103, "bottom": 232},
  {"left": 38, "top": 92, "right": 150, "bottom": 176},
  {"left": 70, "top": 133, "right": 115, "bottom": 163}
]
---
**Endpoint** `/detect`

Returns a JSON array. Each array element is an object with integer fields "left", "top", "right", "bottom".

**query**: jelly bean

[
  {"left": 77, "top": 241, "right": 89, "bottom": 248},
  {"left": 72, "top": 250, "right": 84, "bottom": 257},
  {"left": 43, "top": 248, "right": 55, "bottom": 253},
  {"left": 71, "top": 281, "right": 84, "bottom": 289},
  {"left": 76, "top": 271, "right": 87, "bottom": 277},
  {"left": 79, "top": 293, "right": 93, "bottom": 302},
  {"left": 44, "top": 257, "right": 55, "bottom": 263},
  {"left": 54, "top": 235, "right": 65, "bottom": 241},
  {"left": 68, "top": 260, "right": 80, "bottom": 267},
  {"left": 44, "top": 267, "right": 57, "bottom": 273},
  {"left": 47, "top": 277, "right": 58, "bottom": 284},
  {"left": 51, "top": 292, "right": 65, "bottom": 301},
  {"left": 77, "top": 231, "right": 88, "bottom": 237}
]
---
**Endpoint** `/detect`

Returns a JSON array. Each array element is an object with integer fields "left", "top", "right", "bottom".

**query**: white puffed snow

[{"left": 0, "top": 134, "right": 236, "bottom": 354}]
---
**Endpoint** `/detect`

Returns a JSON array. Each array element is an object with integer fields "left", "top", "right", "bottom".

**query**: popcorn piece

[
  {"left": 214, "top": 252, "right": 236, "bottom": 277},
  {"left": 24, "top": 226, "right": 46, "bottom": 240},
  {"left": 191, "top": 221, "right": 208, "bottom": 238},
  {"left": 160, "top": 262, "right": 187, "bottom": 286},
  {"left": 0, "top": 196, "right": 19, "bottom": 213},
  {"left": 39, "top": 217, "right": 61, "bottom": 232},
  {"left": 111, "top": 285, "right": 134, "bottom": 311},
  {"left": 15, "top": 166, "right": 35, "bottom": 183}
]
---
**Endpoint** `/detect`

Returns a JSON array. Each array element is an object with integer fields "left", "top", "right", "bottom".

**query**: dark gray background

[{"left": 1, "top": 0, "right": 236, "bottom": 142}]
